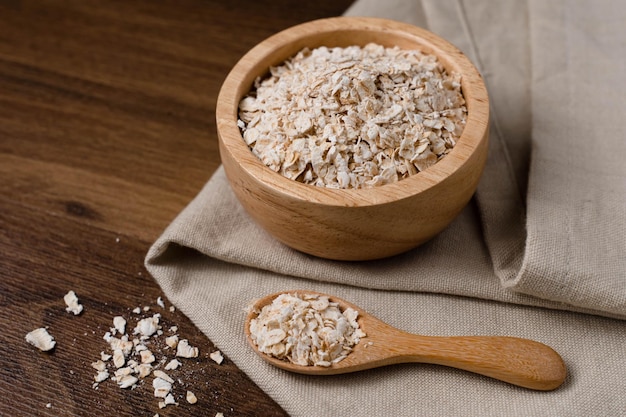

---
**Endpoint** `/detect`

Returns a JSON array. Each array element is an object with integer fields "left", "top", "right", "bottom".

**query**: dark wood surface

[{"left": 0, "top": 1, "right": 354, "bottom": 416}]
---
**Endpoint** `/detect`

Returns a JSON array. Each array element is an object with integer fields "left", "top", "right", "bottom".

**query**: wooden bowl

[{"left": 216, "top": 17, "right": 489, "bottom": 261}]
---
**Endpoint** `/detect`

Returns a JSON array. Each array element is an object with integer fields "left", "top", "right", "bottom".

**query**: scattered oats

[
  {"left": 25, "top": 328, "right": 56, "bottom": 351},
  {"left": 216, "top": 413, "right": 224, "bottom": 417},
  {"left": 165, "top": 335, "right": 179, "bottom": 349},
  {"left": 176, "top": 339, "right": 199, "bottom": 358},
  {"left": 87, "top": 301, "right": 205, "bottom": 413},
  {"left": 153, "top": 377, "right": 172, "bottom": 398},
  {"left": 140, "top": 349, "right": 156, "bottom": 364},
  {"left": 209, "top": 350, "right": 224, "bottom": 365},
  {"left": 113, "top": 316, "right": 126, "bottom": 335},
  {"left": 143, "top": 306, "right": 150, "bottom": 312},
  {"left": 115, "top": 237, "right": 120, "bottom": 243},
  {"left": 186, "top": 390, "right": 198, "bottom": 404},
  {"left": 153, "top": 370, "right": 174, "bottom": 384},
  {"left": 63, "top": 290, "right": 83, "bottom": 315},
  {"left": 164, "top": 359, "right": 182, "bottom": 371},
  {"left": 117, "top": 374, "right": 138, "bottom": 389},
  {"left": 112, "top": 348, "right": 126, "bottom": 368},
  {"left": 238, "top": 44, "right": 466, "bottom": 189},
  {"left": 46, "top": 403, "right": 52, "bottom": 408},
  {"left": 169, "top": 306, "right": 176, "bottom": 313},
  {"left": 249, "top": 293, "right": 365, "bottom": 366}
]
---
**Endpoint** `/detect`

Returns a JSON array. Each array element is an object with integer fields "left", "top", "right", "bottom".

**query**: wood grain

[{"left": 0, "top": 1, "right": 354, "bottom": 416}]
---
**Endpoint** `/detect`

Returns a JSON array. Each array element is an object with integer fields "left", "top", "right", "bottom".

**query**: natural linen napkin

[{"left": 146, "top": 0, "right": 626, "bottom": 415}]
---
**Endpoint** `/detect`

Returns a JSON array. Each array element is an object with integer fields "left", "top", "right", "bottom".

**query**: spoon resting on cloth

[{"left": 245, "top": 291, "right": 567, "bottom": 391}]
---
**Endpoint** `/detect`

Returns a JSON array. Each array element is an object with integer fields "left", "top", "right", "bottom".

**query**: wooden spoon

[{"left": 245, "top": 291, "right": 567, "bottom": 391}]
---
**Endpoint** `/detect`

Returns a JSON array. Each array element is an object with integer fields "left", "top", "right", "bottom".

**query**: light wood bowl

[{"left": 216, "top": 17, "right": 489, "bottom": 261}]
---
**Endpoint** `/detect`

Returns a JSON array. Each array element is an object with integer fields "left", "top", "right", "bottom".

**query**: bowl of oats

[{"left": 216, "top": 16, "right": 489, "bottom": 261}]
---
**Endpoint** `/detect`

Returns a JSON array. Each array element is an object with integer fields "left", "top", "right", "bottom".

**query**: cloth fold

[{"left": 146, "top": 0, "right": 626, "bottom": 415}]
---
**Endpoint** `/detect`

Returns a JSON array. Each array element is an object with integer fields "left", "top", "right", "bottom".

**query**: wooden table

[{"left": 0, "top": 1, "right": 354, "bottom": 415}]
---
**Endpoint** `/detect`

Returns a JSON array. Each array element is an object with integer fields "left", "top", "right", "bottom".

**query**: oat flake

[{"left": 25, "top": 328, "right": 56, "bottom": 352}]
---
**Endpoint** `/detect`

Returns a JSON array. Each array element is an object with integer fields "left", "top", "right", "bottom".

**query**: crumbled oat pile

[
  {"left": 249, "top": 293, "right": 365, "bottom": 366},
  {"left": 26, "top": 290, "right": 231, "bottom": 414},
  {"left": 238, "top": 43, "right": 467, "bottom": 188},
  {"left": 92, "top": 302, "right": 207, "bottom": 411}
]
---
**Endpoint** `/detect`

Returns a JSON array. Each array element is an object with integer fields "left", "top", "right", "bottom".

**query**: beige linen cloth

[{"left": 146, "top": 0, "right": 626, "bottom": 415}]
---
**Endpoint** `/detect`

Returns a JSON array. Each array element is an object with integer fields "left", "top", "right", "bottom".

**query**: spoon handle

[{"left": 395, "top": 333, "right": 566, "bottom": 390}]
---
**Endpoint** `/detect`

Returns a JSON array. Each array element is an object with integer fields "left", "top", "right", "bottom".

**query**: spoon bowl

[{"left": 245, "top": 291, "right": 567, "bottom": 391}]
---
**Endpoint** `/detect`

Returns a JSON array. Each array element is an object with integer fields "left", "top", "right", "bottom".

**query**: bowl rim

[{"left": 216, "top": 16, "right": 489, "bottom": 207}]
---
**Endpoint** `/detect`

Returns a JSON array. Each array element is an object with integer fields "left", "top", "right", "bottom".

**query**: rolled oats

[
  {"left": 64, "top": 290, "right": 83, "bottom": 315},
  {"left": 186, "top": 390, "right": 198, "bottom": 404},
  {"left": 113, "top": 316, "right": 126, "bottom": 335},
  {"left": 134, "top": 314, "right": 161, "bottom": 339},
  {"left": 140, "top": 349, "right": 156, "bottom": 364},
  {"left": 209, "top": 350, "right": 224, "bottom": 365},
  {"left": 117, "top": 374, "right": 138, "bottom": 389},
  {"left": 164, "top": 359, "right": 182, "bottom": 371},
  {"left": 249, "top": 293, "right": 365, "bottom": 366},
  {"left": 25, "top": 328, "right": 56, "bottom": 351},
  {"left": 112, "top": 348, "right": 126, "bottom": 368},
  {"left": 91, "top": 360, "right": 107, "bottom": 372},
  {"left": 94, "top": 370, "right": 109, "bottom": 383},
  {"left": 29, "top": 291, "right": 216, "bottom": 414},
  {"left": 176, "top": 339, "right": 199, "bottom": 358},
  {"left": 238, "top": 43, "right": 467, "bottom": 189},
  {"left": 153, "top": 370, "right": 174, "bottom": 384},
  {"left": 165, "top": 334, "right": 179, "bottom": 349},
  {"left": 157, "top": 395, "right": 177, "bottom": 409},
  {"left": 153, "top": 377, "right": 172, "bottom": 398}
]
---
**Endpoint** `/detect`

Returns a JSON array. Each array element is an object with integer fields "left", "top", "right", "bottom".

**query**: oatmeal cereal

[
  {"left": 113, "top": 316, "right": 126, "bottom": 335},
  {"left": 186, "top": 390, "right": 198, "bottom": 404},
  {"left": 176, "top": 339, "right": 199, "bottom": 358},
  {"left": 25, "top": 327, "right": 56, "bottom": 351},
  {"left": 209, "top": 350, "right": 224, "bottom": 365},
  {"left": 134, "top": 314, "right": 161, "bottom": 338},
  {"left": 64, "top": 290, "right": 83, "bottom": 315},
  {"left": 164, "top": 359, "right": 182, "bottom": 370},
  {"left": 249, "top": 293, "right": 366, "bottom": 366},
  {"left": 238, "top": 43, "right": 467, "bottom": 189}
]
